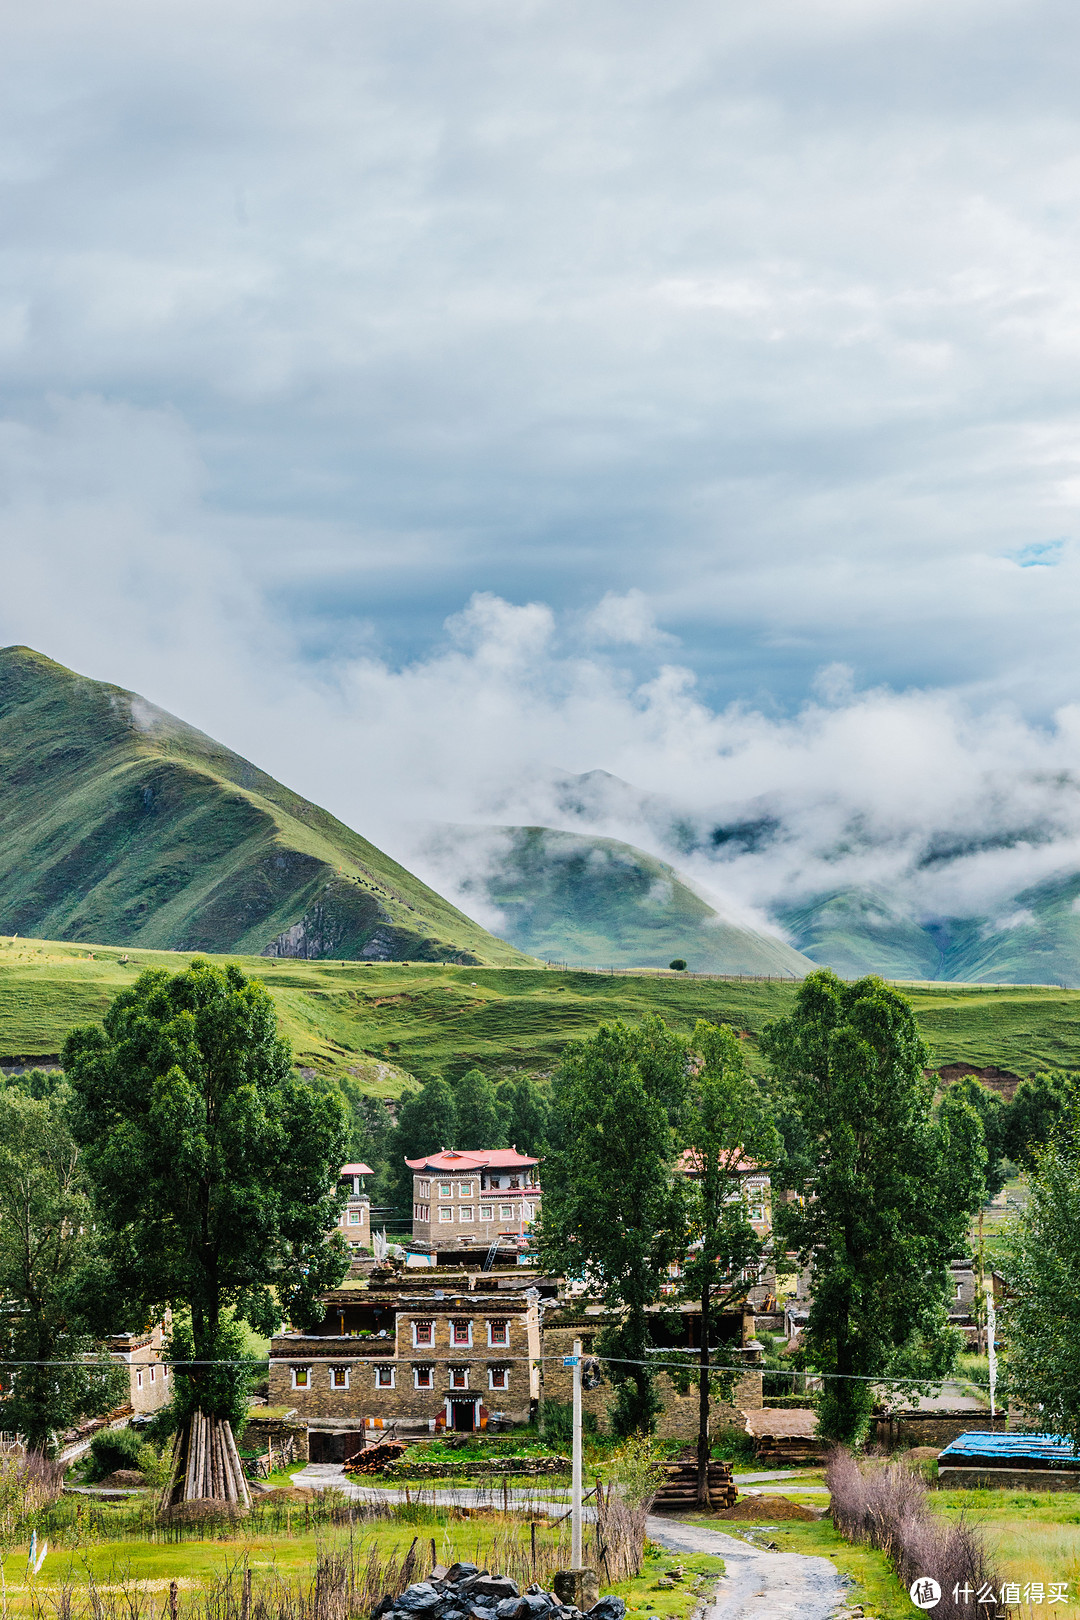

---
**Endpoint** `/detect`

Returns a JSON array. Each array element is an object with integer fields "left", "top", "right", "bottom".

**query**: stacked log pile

[
  {"left": 160, "top": 1410, "right": 252, "bottom": 1509},
  {"left": 652, "top": 1459, "right": 737, "bottom": 1511},
  {"left": 347, "top": 1440, "right": 408, "bottom": 1475}
]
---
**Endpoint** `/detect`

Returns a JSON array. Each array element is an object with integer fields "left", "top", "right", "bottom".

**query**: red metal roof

[
  {"left": 340, "top": 1162, "right": 375, "bottom": 1177},
  {"left": 405, "top": 1148, "right": 540, "bottom": 1171}
]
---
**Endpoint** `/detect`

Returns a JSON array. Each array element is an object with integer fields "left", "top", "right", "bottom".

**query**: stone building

[
  {"left": 107, "top": 1320, "right": 172, "bottom": 1415},
  {"left": 336, "top": 1162, "right": 374, "bottom": 1252},
  {"left": 407, "top": 1149, "right": 541, "bottom": 1249},
  {"left": 268, "top": 1263, "right": 544, "bottom": 1459}
]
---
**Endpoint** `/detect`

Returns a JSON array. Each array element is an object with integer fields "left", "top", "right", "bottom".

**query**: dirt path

[{"left": 646, "top": 1515, "right": 846, "bottom": 1620}]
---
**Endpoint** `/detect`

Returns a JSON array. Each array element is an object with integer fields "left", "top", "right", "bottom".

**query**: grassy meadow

[{"left": 3, "top": 935, "right": 1080, "bottom": 1089}]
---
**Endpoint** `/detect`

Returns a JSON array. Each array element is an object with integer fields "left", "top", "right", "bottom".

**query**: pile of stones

[{"left": 372, "top": 1564, "right": 626, "bottom": 1620}]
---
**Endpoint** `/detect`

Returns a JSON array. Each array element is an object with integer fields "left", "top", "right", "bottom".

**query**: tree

[
  {"left": 453, "top": 1068, "right": 507, "bottom": 1148},
  {"left": 1001, "top": 1106, "right": 1080, "bottom": 1446},
  {"left": 679, "top": 1021, "right": 778, "bottom": 1503},
  {"left": 669, "top": 960, "right": 687, "bottom": 972},
  {"left": 540, "top": 1016, "right": 688, "bottom": 1434},
  {"left": 496, "top": 1075, "right": 551, "bottom": 1156},
  {"left": 0, "top": 1087, "right": 126, "bottom": 1453},
  {"left": 389, "top": 1075, "right": 459, "bottom": 1206},
  {"left": 762, "top": 971, "right": 986, "bottom": 1445},
  {"left": 1004, "top": 1071, "right": 1073, "bottom": 1170},
  {"left": 63, "top": 960, "right": 349, "bottom": 1422},
  {"left": 948, "top": 1077, "right": 1009, "bottom": 1199}
]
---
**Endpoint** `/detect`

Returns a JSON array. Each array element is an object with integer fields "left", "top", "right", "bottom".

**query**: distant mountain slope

[
  {"left": 780, "top": 878, "right": 1080, "bottom": 986},
  {"left": 0, "top": 646, "right": 529, "bottom": 964},
  {"left": 421, "top": 824, "right": 815, "bottom": 976}
]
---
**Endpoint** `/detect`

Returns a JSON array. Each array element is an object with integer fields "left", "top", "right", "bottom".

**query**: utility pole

[{"left": 571, "top": 1337, "right": 583, "bottom": 1568}]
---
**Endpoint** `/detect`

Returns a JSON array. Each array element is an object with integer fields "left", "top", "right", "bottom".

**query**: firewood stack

[
  {"left": 652, "top": 1459, "right": 737, "bottom": 1511},
  {"left": 160, "top": 1410, "right": 252, "bottom": 1509}
]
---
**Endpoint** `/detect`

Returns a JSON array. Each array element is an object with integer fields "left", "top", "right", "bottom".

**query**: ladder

[{"left": 482, "top": 1238, "right": 501, "bottom": 1272}]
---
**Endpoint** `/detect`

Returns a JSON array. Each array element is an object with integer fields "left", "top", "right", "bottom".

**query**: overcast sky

[{"left": 4, "top": 0, "right": 1080, "bottom": 920}]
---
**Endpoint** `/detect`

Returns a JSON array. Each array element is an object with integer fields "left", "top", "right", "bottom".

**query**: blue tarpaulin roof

[{"left": 939, "top": 1432, "right": 1080, "bottom": 1465}]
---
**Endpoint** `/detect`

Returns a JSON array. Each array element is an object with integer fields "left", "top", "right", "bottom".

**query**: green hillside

[
  {"left": 0, "top": 646, "right": 529, "bottom": 965},
  {"left": 3, "top": 937, "right": 1080, "bottom": 1088},
  {"left": 441, "top": 823, "right": 815, "bottom": 976}
]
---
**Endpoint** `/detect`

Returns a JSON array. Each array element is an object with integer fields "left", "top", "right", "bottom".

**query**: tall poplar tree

[
  {"left": 63, "top": 959, "right": 349, "bottom": 1424},
  {"left": 762, "top": 971, "right": 986, "bottom": 1444}
]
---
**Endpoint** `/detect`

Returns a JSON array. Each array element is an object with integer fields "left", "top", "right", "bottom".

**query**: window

[
  {"left": 412, "top": 1320, "right": 434, "bottom": 1347},
  {"left": 292, "top": 1366, "right": 310, "bottom": 1389},
  {"left": 450, "top": 1320, "right": 473, "bottom": 1347},
  {"left": 450, "top": 1366, "right": 469, "bottom": 1389},
  {"left": 331, "top": 1366, "right": 350, "bottom": 1389},
  {"left": 163, "top": 1364, "right": 169, "bottom": 1381},
  {"left": 456, "top": 1182, "right": 473, "bottom": 1197},
  {"left": 439, "top": 1207, "right": 454, "bottom": 1223},
  {"left": 487, "top": 1320, "right": 509, "bottom": 1347},
  {"left": 500, "top": 1205, "right": 514, "bottom": 1220},
  {"left": 488, "top": 1367, "right": 508, "bottom": 1391},
  {"left": 459, "top": 1206, "right": 474, "bottom": 1222},
  {"left": 149, "top": 1365, "right": 156, "bottom": 1382},
  {"left": 375, "top": 1366, "right": 395, "bottom": 1388},
  {"left": 348, "top": 1210, "right": 361, "bottom": 1225},
  {"left": 414, "top": 1203, "right": 430, "bottom": 1221},
  {"left": 523, "top": 1203, "right": 533, "bottom": 1221},
  {"left": 439, "top": 1182, "right": 452, "bottom": 1197},
  {"left": 419, "top": 1179, "right": 430, "bottom": 1198},
  {"left": 136, "top": 1370, "right": 143, "bottom": 1389},
  {"left": 480, "top": 1205, "right": 494, "bottom": 1220},
  {"left": 414, "top": 1366, "right": 433, "bottom": 1389}
]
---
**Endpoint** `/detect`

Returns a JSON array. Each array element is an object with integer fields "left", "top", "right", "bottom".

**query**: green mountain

[
  {"left": 0, "top": 646, "right": 529, "bottom": 964},
  {"left": 437, "top": 824, "right": 815, "bottom": 976},
  {"left": 781, "top": 878, "right": 1080, "bottom": 987}
]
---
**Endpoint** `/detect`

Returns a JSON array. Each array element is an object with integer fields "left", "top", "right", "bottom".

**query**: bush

[
  {"left": 540, "top": 1400, "right": 598, "bottom": 1444},
  {"left": 88, "top": 1425, "right": 145, "bottom": 1480},
  {"left": 827, "top": 1447, "right": 997, "bottom": 1619}
]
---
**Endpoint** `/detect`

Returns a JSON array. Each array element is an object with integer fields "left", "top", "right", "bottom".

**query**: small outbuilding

[{"left": 938, "top": 1431, "right": 1080, "bottom": 1491}]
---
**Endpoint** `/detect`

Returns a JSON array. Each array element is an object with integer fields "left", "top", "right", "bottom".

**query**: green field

[{"left": 3, "top": 936, "right": 1080, "bottom": 1088}]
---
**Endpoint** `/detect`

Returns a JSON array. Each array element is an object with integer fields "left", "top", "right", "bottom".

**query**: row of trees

[{"left": 538, "top": 971, "right": 994, "bottom": 1475}]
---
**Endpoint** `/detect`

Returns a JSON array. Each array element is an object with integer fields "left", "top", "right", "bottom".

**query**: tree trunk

[{"left": 696, "top": 1281, "right": 711, "bottom": 1507}]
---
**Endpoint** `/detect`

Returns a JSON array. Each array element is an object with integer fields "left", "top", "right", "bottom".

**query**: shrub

[
  {"left": 540, "top": 1400, "right": 598, "bottom": 1444},
  {"left": 827, "top": 1448, "right": 997, "bottom": 1619},
  {"left": 88, "top": 1425, "right": 145, "bottom": 1480}
]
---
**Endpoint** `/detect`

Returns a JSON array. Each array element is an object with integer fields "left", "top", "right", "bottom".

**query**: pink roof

[
  {"left": 405, "top": 1148, "right": 540, "bottom": 1171},
  {"left": 676, "top": 1148, "right": 763, "bottom": 1176},
  {"left": 340, "top": 1162, "right": 375, "bottom": 1177}
]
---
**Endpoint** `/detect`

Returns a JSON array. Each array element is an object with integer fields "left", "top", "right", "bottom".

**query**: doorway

[
  {"left": 308, "top": 1430, "right": 365, "bottom": 1463},
  {"left": 450, "top": 1401, "right": 475, "bottom": 1433}
]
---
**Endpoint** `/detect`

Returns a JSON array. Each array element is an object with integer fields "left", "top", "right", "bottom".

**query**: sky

[{"left": 4, "top": 0, "right": 1080, "bottom": 929}]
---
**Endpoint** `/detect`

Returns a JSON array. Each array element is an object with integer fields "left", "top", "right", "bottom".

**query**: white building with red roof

[
  {"left": 337, "top": 1161, "right": 375, "bottom": 1251},
  {"left": 405, "top": 1148, "right": 541, "bottom": 1247}
]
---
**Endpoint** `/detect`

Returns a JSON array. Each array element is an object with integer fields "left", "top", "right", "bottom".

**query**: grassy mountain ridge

[
  {"left": 0, "top": 646, "right": 529, "bottom": 964},
  {"left": 430, "top": 822, "right": 815, "bottom": 976},
  {"left": 3, "top": 936, "right": 1080, "bottom": 1088}
]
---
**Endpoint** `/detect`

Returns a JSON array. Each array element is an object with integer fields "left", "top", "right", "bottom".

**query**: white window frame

[
  {"left": 439, "top": 1182, "right": 452, "bottom": 1197},
  {"left": 347, "top": 1210, "right": 361, "bottom": 1225},
  {"left": 412, "top": 1320, "right": 434, "bottom": 1348},
  {"left": 480, "top": 1204, "right": 494, "bottom": 1221},
  {"left": 456, "top": 1182, "right": 474, "bottom": 1197},
  {"left": 419, "top": 1179, "right": 430, "bottom": 1198},
  {"left": 449, "top": 1366, "right": 470, "bottom": 1390},
  {"left": 291, "top": 1366, "right": 311, "bottom": 1390},
  {"left": 499, "top": 1204, "right": 514, "bottom": 1220},
  {"left": 413, "top": 1365, "right": 434, "bottom": 1389},
  {"left": 330, "top": 1365, "right": 350, "bottom": 1390},
  {"left": 488, "top": 1367, "right": 509, "bottom": 1391},
  {"left": 375, "top": 1365, "right": 396, "bottom": 1389},
  {"left": 487, "top": 1320, "right": 509, "bottom": 1347},
  {"left": 459, "top": 1206, "right": 474, "bottom": 1222},
  {"left": 450, "top": 1320, "right": 473, "bottom": 1348},
  {"left": 438, "top": 1207, "right": 454, "bottom": 1223}
]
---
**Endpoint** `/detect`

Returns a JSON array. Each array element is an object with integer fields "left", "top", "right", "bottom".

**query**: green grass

[
  {"left": 930, "top": 1487, "right": 1080, "bottom": 1597},
  {"left": 6, "top": 939, "right": 1080, "bottom": 1087}
]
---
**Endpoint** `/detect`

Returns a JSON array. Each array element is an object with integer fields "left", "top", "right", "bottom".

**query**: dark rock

[
  {"left": 431, "top": 1568, "right": 450, "bottom": 1584},
  {"left": 522, "top": 1598, "right": 554, "bottom": 1617},
  {"left": 397, "top": 1587, "right": 443, "bottom": 1614},
  {"left": 446, "top": 1567, "right": 481, "bottom": 1586},
  {"left": 587, "top": 1601, "right": 626, "bottom": 1620},
  {"left": 471, "top": 1581, "right": 520, "bottom": 1602},
  {"left": 496, "top": 1600, "right": 526, "bottom": 1620},
  {"left": 371, "top": 1599, "right": 395, "bottom": 1620}
]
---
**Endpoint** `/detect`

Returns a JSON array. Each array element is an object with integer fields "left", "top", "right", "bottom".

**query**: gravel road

[{"left": 647, "top": 1515, "right": 846, "bottom": 1620}]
